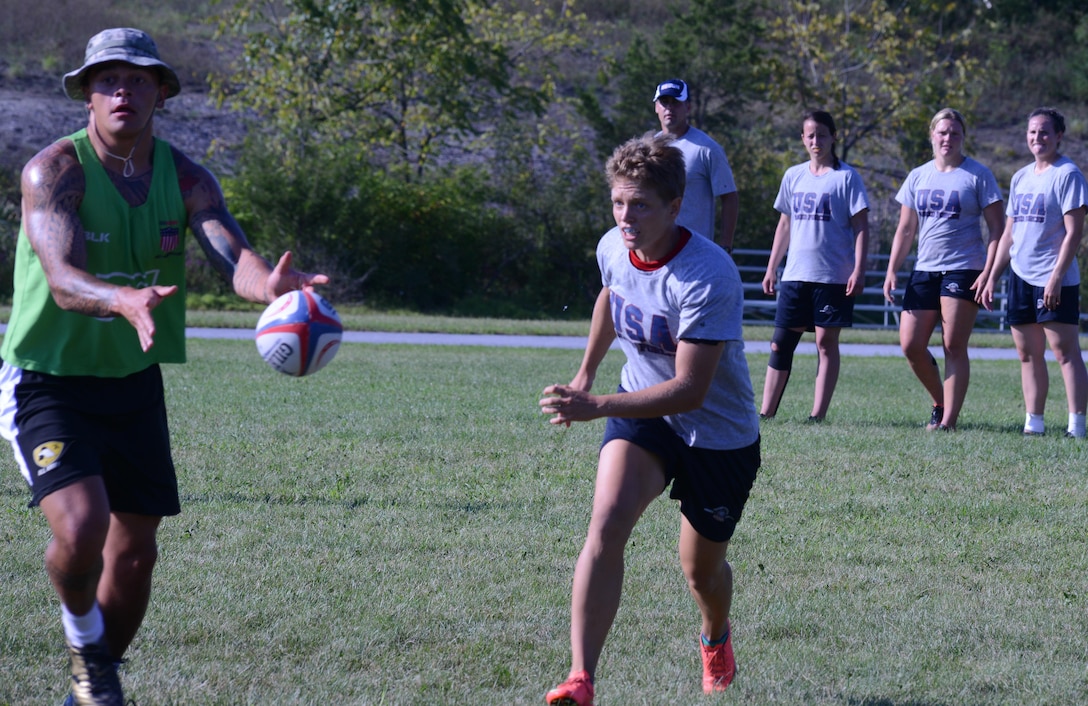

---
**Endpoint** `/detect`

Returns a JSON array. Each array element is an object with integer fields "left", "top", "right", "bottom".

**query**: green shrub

[
  {"left": 0, "top": 167, "right": 21, "bottom": 300},
  {"left": 218, "top": 121, "right": 607, "bottom": 318},
  {"left": 224, "top": 140, "right": 501, "bottom": 311}
]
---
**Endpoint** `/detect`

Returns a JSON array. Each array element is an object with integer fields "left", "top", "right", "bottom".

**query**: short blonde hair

[
  {"left": 605, "top": 134, "right": 686, "bottom": 203},
  {"left": 930, "top": 108, "right": 967, "bottom": 136}
]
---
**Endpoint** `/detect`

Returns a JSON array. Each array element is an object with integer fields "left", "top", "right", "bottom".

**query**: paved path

[
  {"left": 0, "top": 323, "right": 1038, "bottom": 360},
  {"left": 0, "top": 323, "right": 1027, "bottom": 359},
  {"left": 187, "top": 327, "right": 1026, "bottom": 360}
]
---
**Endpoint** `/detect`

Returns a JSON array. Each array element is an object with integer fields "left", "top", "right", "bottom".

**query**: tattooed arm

[
  {"left": 21, "top": 141, "right": 178, "bottom": 351},
  {"left": 174, "top": 147, "right": 328, "bottom": 304}
]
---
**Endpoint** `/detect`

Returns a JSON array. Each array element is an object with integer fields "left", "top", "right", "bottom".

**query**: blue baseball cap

[{"left": 653, "top": 79, "right": 689, "bottom": 102}]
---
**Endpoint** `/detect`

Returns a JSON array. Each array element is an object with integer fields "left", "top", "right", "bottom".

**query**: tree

[
  {"left": 212, "top": 0, "right": 604, "bottom": 311},
  {"left": 214, "top": 0, "right": 587, "bottom": 180},
  {"left": 576, "top": 0, "right": 770, "bottom": 156},
  {"left": 0, "top": 166, "right": 19, "bottom": 297},
  {"left": 573, "top": 0, "right": 780, "bottom": 249},
  {"left": 990, "top": 0, "right": 1086, "bottom": 24},
  {"left": 765, "top": 0, "right": 986, "bottom": 169}
]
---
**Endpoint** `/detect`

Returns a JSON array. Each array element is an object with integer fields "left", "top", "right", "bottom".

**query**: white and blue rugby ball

[{"left": 255, "top": 290, "right": 343, "bottom": 377}]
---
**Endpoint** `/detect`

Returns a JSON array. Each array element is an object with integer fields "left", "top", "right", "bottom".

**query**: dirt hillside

[
  {"left": 0, "top": 74, "right": 247, "bottom": 172},
  {"left": 5, "top": 71, "right": 1087, "bottom": 191}
]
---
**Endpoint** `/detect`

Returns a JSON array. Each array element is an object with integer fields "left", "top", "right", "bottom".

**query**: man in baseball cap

[
  {"left": 2, "top": 28, "right": 328, "bottom": 705},
  {"left": 653, "top": 78, "right": 739, "bottom": 253},
  {"left": 653, "top": 78, "right": 689, "bottom": 102}
]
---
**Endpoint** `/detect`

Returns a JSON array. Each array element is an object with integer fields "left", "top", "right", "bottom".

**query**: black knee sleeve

[{"left": 768, "top": 328, "right": 803, "bottom": 371}]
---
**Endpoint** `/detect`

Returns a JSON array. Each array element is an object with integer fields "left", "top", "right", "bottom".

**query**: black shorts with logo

[
  {"left": 0, "top": 363, "right": 180, "bottom": 514},
  {"left": 902, "top": 269, "right": 982, "bottom": 311},
  {"left": 774, "top": 280, "right": 855, "bottom": 330},
  {"left": 602, "top": 414, "right": 760, "bottom": 543},
  {"left": 1005, "top": 271, "right": 1081, "bottom": 326}
]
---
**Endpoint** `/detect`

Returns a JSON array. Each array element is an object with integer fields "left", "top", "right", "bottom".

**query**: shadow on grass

[
  {"left": 758, "top": 416, "right": 1027, "bottom": 435},
  {"left": 180, "top": 489, "right": 510, "bottom": 514},
  {"left": 846, "top": 699, "right": 958, "bottom": 706},
  {"left": 879, "top": 420, "right": 1026, "bottom": 435}
]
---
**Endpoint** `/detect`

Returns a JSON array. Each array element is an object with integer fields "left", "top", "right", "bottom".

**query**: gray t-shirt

[
  {"left": 774, "top": 162, "right": 870, "bottom": 284},
  {"left": 668, "top": 127, "right": 737, "bottom": 241},
  {"left": 1007, "top": 155, "right": 1088, "bottom": 287},
  {"left": 597, "top": 227, "right": 759, "bottom": 450},
  {"left": 896, "top": 157, "right": 1003, "bottom": 271}
]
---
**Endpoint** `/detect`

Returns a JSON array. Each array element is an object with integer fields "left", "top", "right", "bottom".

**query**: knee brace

[{"left": 768, "top": 327, "right": 803, "bottom": 371}]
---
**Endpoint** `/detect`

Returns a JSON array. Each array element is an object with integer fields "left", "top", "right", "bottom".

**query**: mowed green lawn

[{"left": 1, "top": 337, "right": 1087, "bottom": 705}]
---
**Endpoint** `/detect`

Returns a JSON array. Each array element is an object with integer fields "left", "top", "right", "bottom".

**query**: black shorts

[
  {"left": 0, "top": 363, "right": 180, "bottom": 514},
  {"left": 1005, "top": 271, "right": 1081, "bottom": 326},
  {"left": 602, "top": 415, "right": 760, "bottom": 543},
  {"left": 902, "top": 269, "right": 982, "bottom": 311},
  {"left": 775, "top": 280, "right": 855, "bottom": 330}
]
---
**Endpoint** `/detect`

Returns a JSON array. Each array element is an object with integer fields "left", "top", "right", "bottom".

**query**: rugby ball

[{"left": 255, "top": 290, "right": 343, "bottom": 377}]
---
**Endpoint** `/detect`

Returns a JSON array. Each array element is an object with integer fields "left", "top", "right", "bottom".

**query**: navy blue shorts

[
  {"left": 1005, "top": 271, "right": 1081, "bottom": 326},
  {"left": 601, "top": 415, "right": 760, "bottom": 543},
  {"left": 774, "top": 281, "right": 855, "bottom": 330},
  {"left": 1, "top": 364, "right": 180, "bottom": 514},
  {"left": 902, "top": 269, "right": 982, "bottom": 310}
]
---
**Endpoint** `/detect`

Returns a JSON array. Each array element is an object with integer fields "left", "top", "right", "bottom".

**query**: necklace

[
  {"left": 103, "top": 144, "right": 138, "bottom": 178},
  {"left": 92, "top": 119, "right": 148, "bottom": 178}
]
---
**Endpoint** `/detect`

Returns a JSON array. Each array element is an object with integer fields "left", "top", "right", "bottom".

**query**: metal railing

[{"left": 732, "top": 249, "right": 1011, "bottom": 331}]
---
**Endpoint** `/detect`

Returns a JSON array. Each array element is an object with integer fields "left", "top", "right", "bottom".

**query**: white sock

[
  {"left": 1024, "top": 413, "right": 1045, "bottom": 434},
  {"left": 61, "top": 603, "right": 104, "bottom": 648},
  {"left": 1067, "top": 412, "right": 1086, "bottom": 438}
]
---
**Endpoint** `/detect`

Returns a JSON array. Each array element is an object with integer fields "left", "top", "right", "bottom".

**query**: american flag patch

[{"left": 159, "top": 221, "right": 180, "bottom": 252}]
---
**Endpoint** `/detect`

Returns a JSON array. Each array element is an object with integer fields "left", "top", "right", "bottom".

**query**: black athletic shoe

[
  {"left": 926, "top": 405, "right": 944, "bottom": 430},
  {"left": 65, "top": 640, "right": 124, "bottom": 706}
]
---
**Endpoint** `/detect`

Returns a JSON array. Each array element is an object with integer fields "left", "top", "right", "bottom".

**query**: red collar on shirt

[{"left": 629, "top": 227, "right": 692, "bottom": 271}]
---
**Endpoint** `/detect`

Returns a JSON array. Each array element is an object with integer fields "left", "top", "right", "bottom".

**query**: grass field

[{"left": 2, "top": 336, "right": 1087, "bottom": 705}]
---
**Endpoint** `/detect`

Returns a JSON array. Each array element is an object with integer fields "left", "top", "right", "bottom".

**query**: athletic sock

[
  {"left": 701, "top": 627, "right": 731, "bottom": 647},
  {"left": 62, "top": 602, "right": 105, "bottom": 648},
  {"left": 1067, "top": 412, "right": 1086, "bottom": 437},
  {"left": 1024, "top": 413, "right": 1045, "bottom": 435}
]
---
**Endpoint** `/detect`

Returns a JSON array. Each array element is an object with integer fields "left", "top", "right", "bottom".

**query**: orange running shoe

[
  {"left": 545, "top": 669, "right": 594, "bottom": 706},
  {"left": 701, "top": 622, "right": 735, "bottom": 693}
]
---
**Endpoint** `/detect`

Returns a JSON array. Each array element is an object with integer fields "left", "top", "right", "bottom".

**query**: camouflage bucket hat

[{"left": 62, "top": 28, "right": 181, "bottom": 100}]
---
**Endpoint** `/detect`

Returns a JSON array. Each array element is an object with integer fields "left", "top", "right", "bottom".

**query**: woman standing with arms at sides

[
  {"left": 760, "top": 110, "right": 870, "bottom": 421},
  {"left": 983, "top": 107, "right": 1088, "bottom": 438},
  {"left": 882, "top": 108, "right": 1005, "bottom": 431}
]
